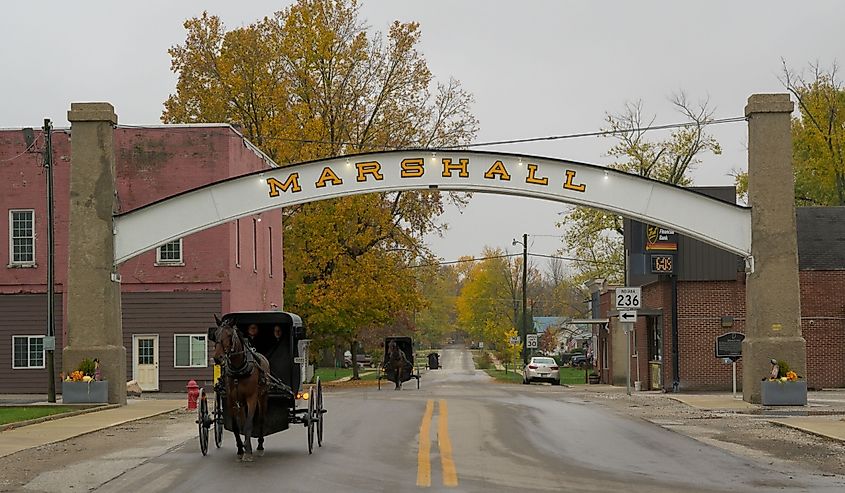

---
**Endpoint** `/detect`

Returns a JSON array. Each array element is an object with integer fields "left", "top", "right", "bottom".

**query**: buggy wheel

[
  {"left": 197, "top": 388, "right": 209, "bottom": 456},
  {"left": 316, "top": 377, "right": 324, "bottom": 447},
  {"left": 213, "top": 390, "right": 224, "bottom": 448},
  {"left": 306, "top": 390, "right": 315, "bottom": 454}
]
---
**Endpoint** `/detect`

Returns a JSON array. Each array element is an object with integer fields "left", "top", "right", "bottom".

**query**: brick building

[
  {"left": 591, "top": 188, "right": 845, "bottom": 391},
  {"left": 1, "top": 124, "right": 283, "bottom": 393}
]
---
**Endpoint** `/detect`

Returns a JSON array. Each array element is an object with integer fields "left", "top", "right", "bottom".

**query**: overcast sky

[{"left": 2, "top": 1, "right": 842, "bottom": 267}]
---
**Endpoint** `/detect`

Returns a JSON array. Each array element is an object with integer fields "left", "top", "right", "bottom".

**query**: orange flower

[{"left": 786, "top": 371, "right": 798, "bottom": 382}]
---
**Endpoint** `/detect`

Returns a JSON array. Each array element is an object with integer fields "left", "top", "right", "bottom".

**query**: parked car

[
  {"left": 523, "top": 356, "right": 560, "bottom": 385},
  {"left": 343, "top": 353, "right": 374, "bottom": 368},
  {"left": 569, "top": 354, "right": 592, "bottom": 368}
]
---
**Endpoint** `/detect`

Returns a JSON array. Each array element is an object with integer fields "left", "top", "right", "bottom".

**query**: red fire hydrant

[{"left": 186, "top": 380, "right": 200, "bottom": 410}]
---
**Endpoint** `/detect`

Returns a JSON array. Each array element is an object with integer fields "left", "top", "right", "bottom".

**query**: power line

[
  {"left": 122, "top": 115, "right": 746, "bottom": 152},
  {"left": 461, "top": 116, "right": 747, "bottom": 148},
  {"left": 410, "top": 251, "right": 621, "bottom": 269},
  {"left": 1, "top": 133, "right": 41, "bottom": 162}
]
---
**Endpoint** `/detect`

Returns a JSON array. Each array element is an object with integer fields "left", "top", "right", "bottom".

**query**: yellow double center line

[{"left": 417, "top": 399, "right": 458, "bottom": 487}]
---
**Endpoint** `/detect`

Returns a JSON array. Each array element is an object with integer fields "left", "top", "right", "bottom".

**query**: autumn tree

[
  {"left": 163, "top": 0, "right": 478, "bottom": 371},
  {"left": 733, "top": 61, "right": 845, "bottom": 206},
  {"left": 560, "top": 95, "right": 721, "bottom": 284},
  {"left": 784, "top": 61, "right": 845, "bottom": 205},
  {"left": 414, "top": 264, "right": 459, "bottom": 348}
]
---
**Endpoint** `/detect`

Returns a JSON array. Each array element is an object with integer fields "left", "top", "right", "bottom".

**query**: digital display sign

[{"left": 650, "top": 254, "right": 674, "bottom": 274}]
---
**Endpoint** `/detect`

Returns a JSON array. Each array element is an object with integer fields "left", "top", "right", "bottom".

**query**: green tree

[
  {"left": 734, "top": 61, "right": 845, "bottom": 206},
  {"left": 784, "top": 61, "right": 845, "bottom": 205},
  {"left": 415, "top": 264, "right": 459, "bottom": 348},
  {"left": 561, "top": 94, "right": 721, "bottom": 284},
  {"left": 163, "top": 0, "right": 479, "bottom": 372}
]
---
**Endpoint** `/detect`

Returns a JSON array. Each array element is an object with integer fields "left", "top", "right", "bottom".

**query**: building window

[
  {"left": 12, "top": 335, "right": 45, "bottom": 369},
  {"left": 235, "top": 219, "right": 241, "bottom": 267},
  {"left": 9, "top": 209, "right": 35, "bottom": 266},
  {"left": 252, "top": 218, "right": 258, "bottom": 272},
  {"left": 156, "top": 239, "right": 183, "bottom": 265},
  {"left": 174, "top": 334, "right": 207, "bottom": 368},
  {"left": 269, "top": 226, "right": 274, "bottom": 277}
]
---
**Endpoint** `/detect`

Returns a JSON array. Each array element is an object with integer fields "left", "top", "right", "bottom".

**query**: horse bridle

[{"left": 218, "top": 323, "right": 254, "bottom": 378}]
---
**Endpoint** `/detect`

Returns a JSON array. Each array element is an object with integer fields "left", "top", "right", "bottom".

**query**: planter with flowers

[
  {"left": 760, "top": 359, "right": 806, "bottom": 406},
  {"left": 62, "top": 358, "right": 108, "bottom": 404}
]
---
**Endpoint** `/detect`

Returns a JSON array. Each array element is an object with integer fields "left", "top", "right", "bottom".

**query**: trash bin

[{"left": 427, "top": 352, "right": 440, "bottom": 370}]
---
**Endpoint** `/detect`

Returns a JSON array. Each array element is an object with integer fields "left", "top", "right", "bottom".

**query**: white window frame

[
  {"left": 155, "top": 239, "right": 184, "bottom": 266},
  {"left": 173, "top": 334, "right": 208, "bottom": 368},
  {"left": 11, "top": 335, "right": 45, "bottom": 369},
  {"left": 8, "top": 209, "right": 36, "bottom": 267}
]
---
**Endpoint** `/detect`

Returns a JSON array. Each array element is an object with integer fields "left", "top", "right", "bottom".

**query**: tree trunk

[{"left": 351, "top": 340, "right": 360, "bottom": 380}]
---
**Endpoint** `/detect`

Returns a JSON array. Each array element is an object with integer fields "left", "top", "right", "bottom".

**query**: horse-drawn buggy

[
  {"left": 377, "top": 336, "right": 420, "bottom": 390},
  {"left": 196, "top": 311, "right": 325, "bottom": 461}
]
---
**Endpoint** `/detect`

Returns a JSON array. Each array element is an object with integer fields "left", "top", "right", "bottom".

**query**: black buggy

[
  {"left": 377, "top": 336, "right": 420, "bottom": 390},
  {"left": 196, "top": 311, "right": 325, "bottom": 456}
]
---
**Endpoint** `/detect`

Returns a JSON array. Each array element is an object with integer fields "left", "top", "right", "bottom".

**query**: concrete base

[
  {"left": 742, "top": 336, "right": 806, "bottom": 404},
  {"left": 63, "top": 345, "right": 127, "bottom": 405}
]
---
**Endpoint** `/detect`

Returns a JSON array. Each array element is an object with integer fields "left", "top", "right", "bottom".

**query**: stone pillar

[
  {"left": 64, "top": 103, "right": 126, "bottom": 405},
  {"left": 743, "top": 94, "right": 806, "bottom": 403}
]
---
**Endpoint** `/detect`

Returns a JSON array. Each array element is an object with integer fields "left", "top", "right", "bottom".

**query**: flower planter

[
  {"left": 62, "top": 381, "right": 109, "bottom": 404},
  {"left": 760, "top": 380, "right": 807, "bottom": 406}
]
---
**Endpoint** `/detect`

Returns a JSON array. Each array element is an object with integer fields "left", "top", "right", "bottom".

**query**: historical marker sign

[{"left": 716, "top": 332, "right": 745, "bottom": 360}]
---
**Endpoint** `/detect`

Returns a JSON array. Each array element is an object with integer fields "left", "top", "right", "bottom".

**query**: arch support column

[
  {"left": 63, "top": 102, "right": 126, "bottom": 405},
  {"left": 743, "top": 94, "right": 806, "bottom": 403}
]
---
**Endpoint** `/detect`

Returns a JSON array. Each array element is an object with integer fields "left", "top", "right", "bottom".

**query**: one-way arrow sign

[{"left": 618, "top": 310, "right": 637, "bottom": 322}]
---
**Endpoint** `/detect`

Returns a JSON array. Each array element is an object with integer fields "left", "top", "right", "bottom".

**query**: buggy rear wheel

[
  {"left": 213, "top": 390, "right": 224, "bottom": 448},
  {"left": 306, "top": 390, "right": 315, "bottom": 454},
  {"left": 316, "top": 377, "right": 324, "bottom": 447},
  {"left": 197, "top": 388, "right": 209, "bottom": 456}
]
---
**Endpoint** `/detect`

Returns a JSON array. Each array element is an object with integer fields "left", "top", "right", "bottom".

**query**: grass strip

[{"left": 0, "top": 406, "right": 76, "bottom": 426}]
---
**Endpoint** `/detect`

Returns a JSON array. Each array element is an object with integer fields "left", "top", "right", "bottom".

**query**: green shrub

[
  {"left": 76, "top": 358, "right": 96, "bottom": 377},
  {"left": 777, "top": 360, "right": 791, "bottom": 377}
]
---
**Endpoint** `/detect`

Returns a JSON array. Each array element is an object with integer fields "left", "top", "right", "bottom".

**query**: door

[{"left": 133, "top": 335, "right": 159, "bottom": 391}]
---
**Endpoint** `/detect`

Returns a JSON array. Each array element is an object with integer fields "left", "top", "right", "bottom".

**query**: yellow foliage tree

[{"left": 163, "top": 0, "right": 478, "bottom": 370}]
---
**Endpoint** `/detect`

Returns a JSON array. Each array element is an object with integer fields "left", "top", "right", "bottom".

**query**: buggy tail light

[
  {"left": 296, "top": 391, "right": 310, "bottom": 400},
  {"left": 528, "top": 365, "right": 538, "bottom": 369}
]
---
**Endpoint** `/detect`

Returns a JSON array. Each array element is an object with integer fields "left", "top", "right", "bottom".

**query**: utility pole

[
  {"left": 521, "top": 233, "right": 528, "bottom": 366},
  {"left": 43, "top": 119, "right": 56, "bottom": 403}
]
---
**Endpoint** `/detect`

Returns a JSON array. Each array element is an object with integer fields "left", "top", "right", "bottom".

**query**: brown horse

[
  {"left": 213, "top": 315, "right": 270, "bottom": 462},
  {"left": 384, "top": 340, "right": 410, "bottom": 390}
]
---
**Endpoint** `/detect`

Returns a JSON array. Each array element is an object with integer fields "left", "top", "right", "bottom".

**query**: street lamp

[{"left": 511, "top": 233, "right": 529, "bottom": 366}]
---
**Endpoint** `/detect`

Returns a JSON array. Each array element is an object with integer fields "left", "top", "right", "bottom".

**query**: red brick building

[
  {"left": 593, "top": 202, "right": 845, "bottom": 391},
  {"left": 1, "top": 124, "right": 283, "bottom": 392}
]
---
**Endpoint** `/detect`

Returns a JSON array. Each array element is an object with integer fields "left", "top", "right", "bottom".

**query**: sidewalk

[
  {"left": 625, "top": 388, "right": 845, "bottom": 443},
  {"left": 0, "top": 398, "right": 183, "bottom": 458}
]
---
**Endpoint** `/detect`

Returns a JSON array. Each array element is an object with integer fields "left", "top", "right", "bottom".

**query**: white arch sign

[{"left": 113, "top": 150, "right": 751, "bottom": 264}]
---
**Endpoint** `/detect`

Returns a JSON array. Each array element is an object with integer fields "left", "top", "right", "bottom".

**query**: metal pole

[
  {"left": 671, "top": 274, "right": 679, "bottom": 392},
  {"left": 626, "top": 323, "right": 631, "bottom": 396},
  {"left": 732, "top": 360, "right": 737, "bottom": 399},
  {"left": 521, "top": 233, "right": 528, "bottom": 366},
  {"left": 43, "top": 119, "right": 56, "bottom": 403}
]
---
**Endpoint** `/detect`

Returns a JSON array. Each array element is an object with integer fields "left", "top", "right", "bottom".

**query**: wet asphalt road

[{"left": 97, "top": 348, "right": 844, "bottom": 493}]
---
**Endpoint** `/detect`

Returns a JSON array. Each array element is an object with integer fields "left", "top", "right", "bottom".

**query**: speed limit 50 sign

[{"left": 615, "top": 287, "right": 641, "bottom": 309}]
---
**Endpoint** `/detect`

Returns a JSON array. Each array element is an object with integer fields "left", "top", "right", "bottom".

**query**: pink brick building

[{"left": 1, "top": 125, "right": 283, "bottom": 392}]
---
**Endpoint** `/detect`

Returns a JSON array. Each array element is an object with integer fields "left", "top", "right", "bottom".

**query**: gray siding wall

[
  {"left": 0, "top": 291, "right": 221, "bottom": 393},
  {"left": 0, "top": 294, "right": 63, "bottom": 393},
  {"left": 123, "top": 291, "right": 222, "bottom": 392}
]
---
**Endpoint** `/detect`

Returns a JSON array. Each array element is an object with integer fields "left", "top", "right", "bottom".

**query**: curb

[
  {"left": 0, "top": 404, "right": 119, "bottom": 432},
  {"left": 768, "top": 419, "right": 845, "bottom": 444}
]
